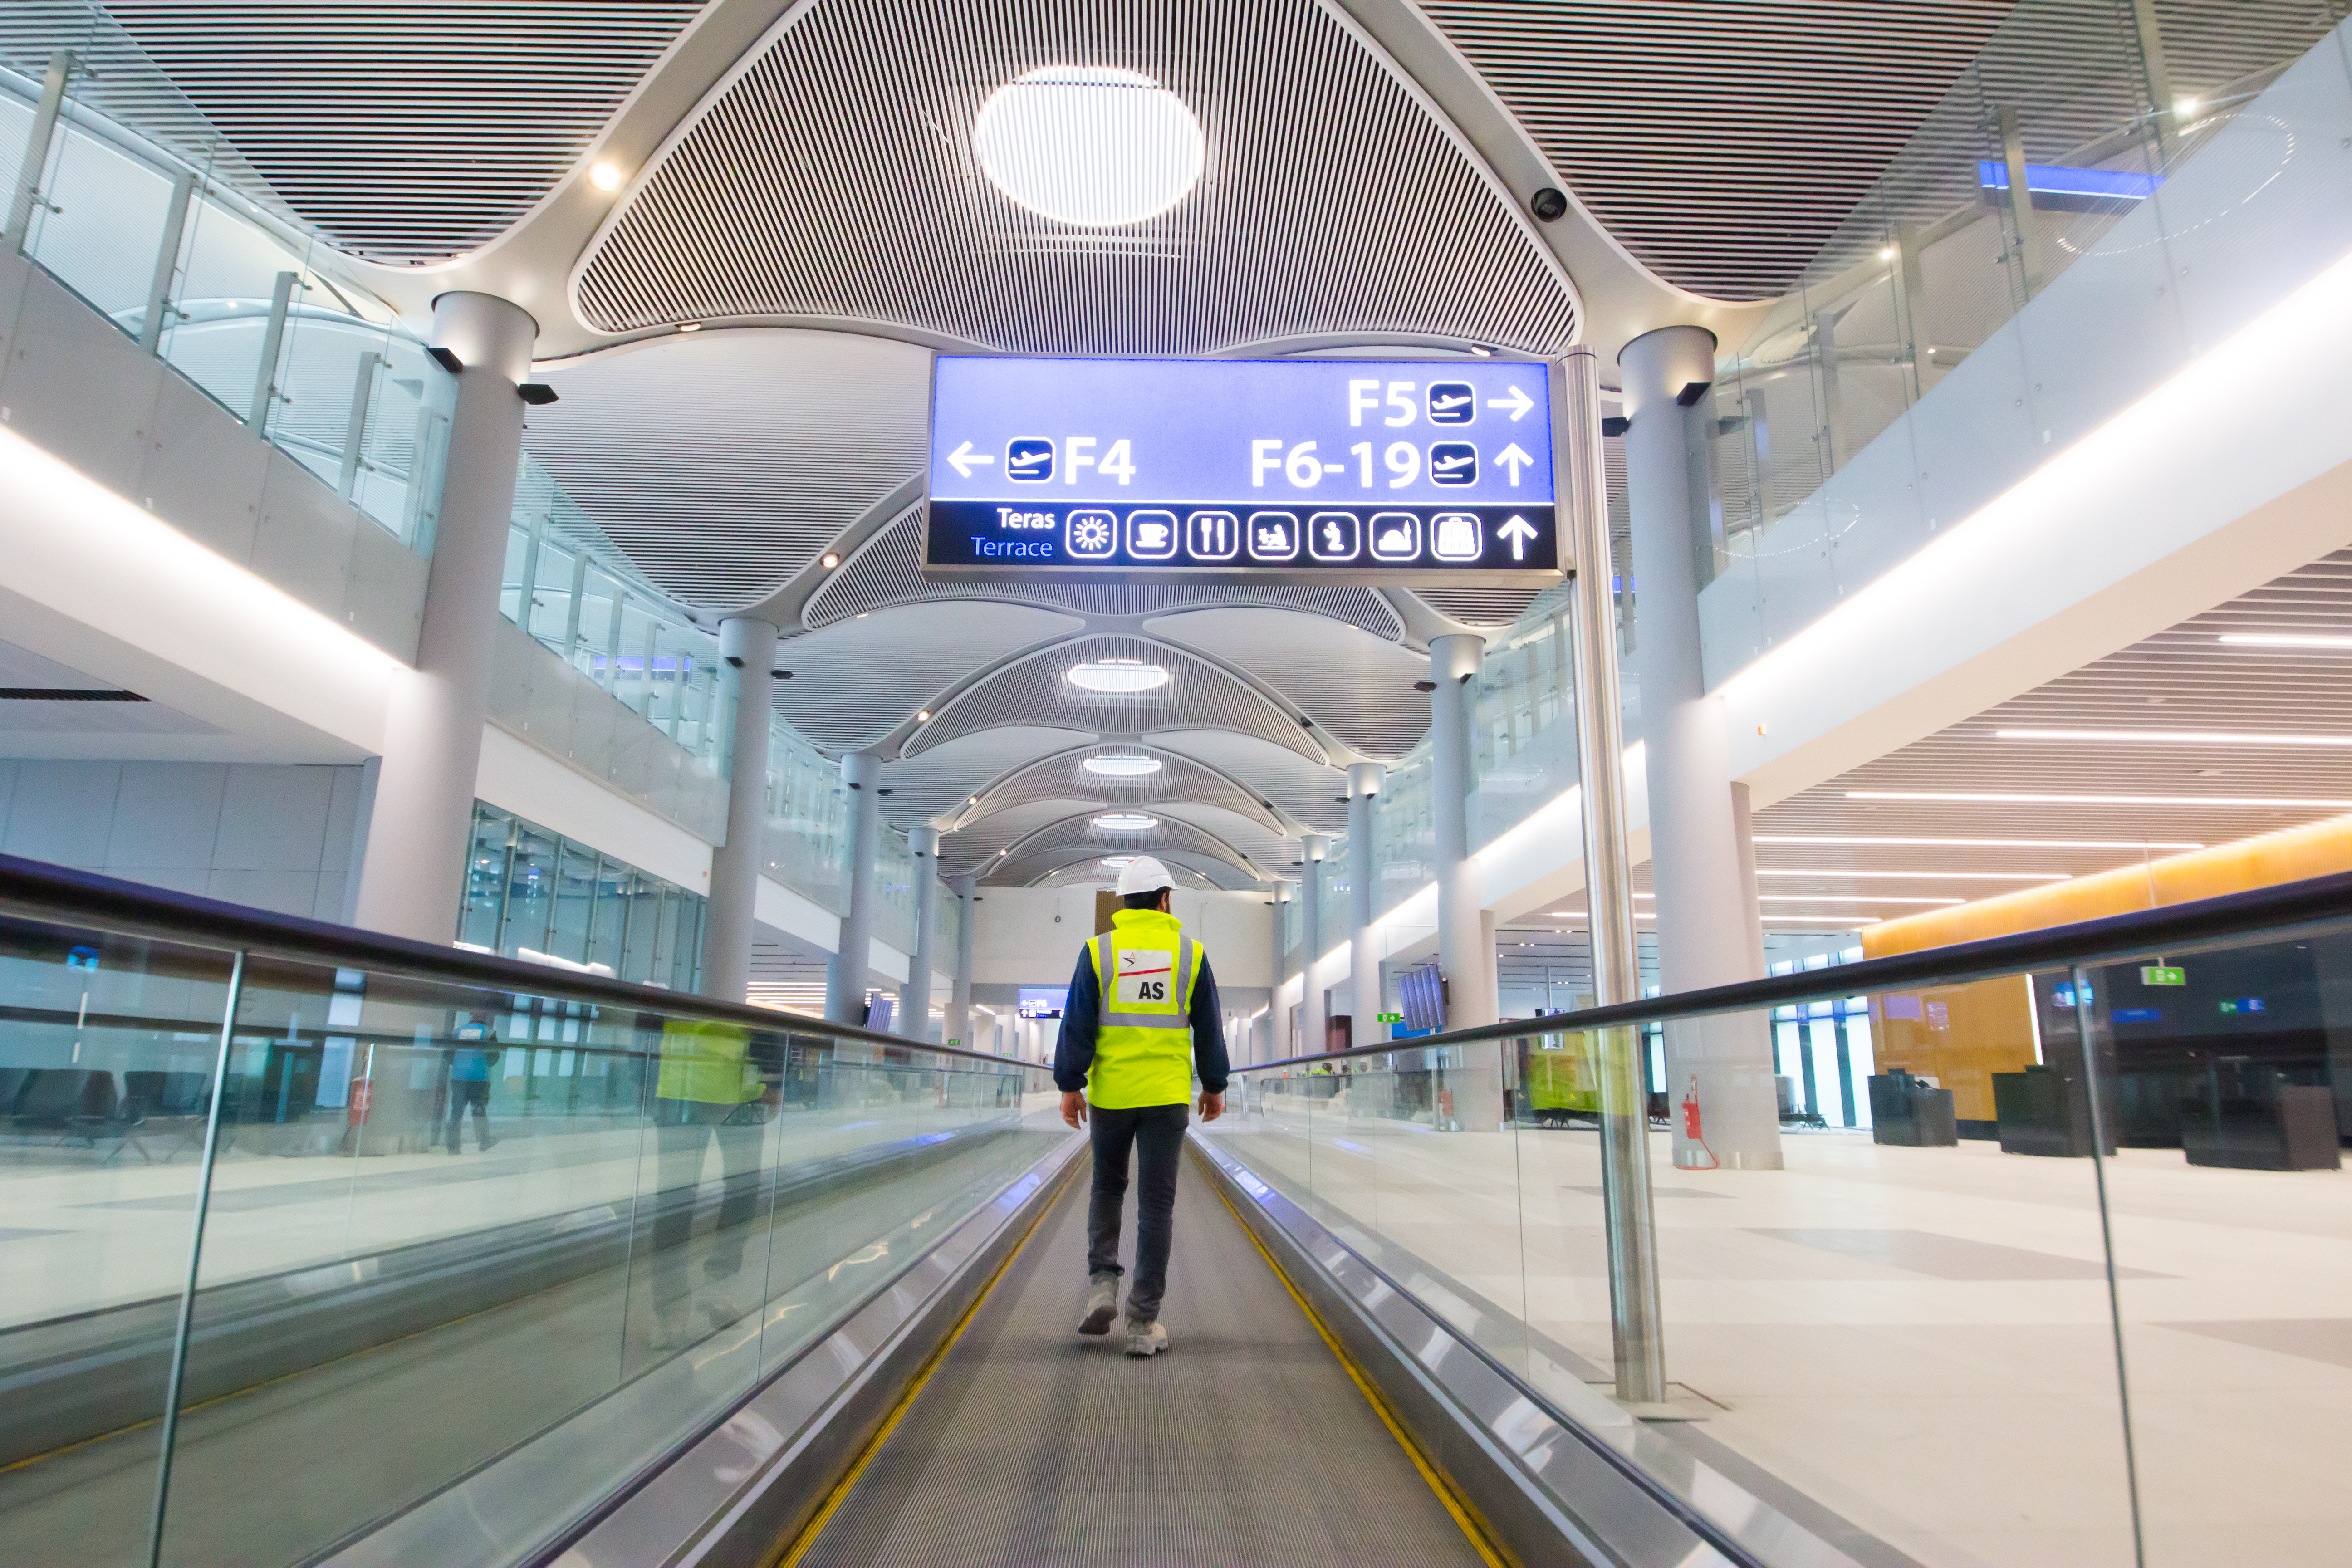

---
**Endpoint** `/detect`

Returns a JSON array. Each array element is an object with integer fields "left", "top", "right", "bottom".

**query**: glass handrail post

[
  {"left": 244, "top": 268, "right": 297, "bottom": 432},
  {"left": 136, "top": 167, "right": 193, "bottom": 355},
  {"left": 142, "top": 946, "right": 245, "bottom": 1568},
  {"left": 4, "top": 49, "right": 69, "bottom": 251}
]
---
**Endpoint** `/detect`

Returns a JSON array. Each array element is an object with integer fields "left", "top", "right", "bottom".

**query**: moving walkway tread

[{"left": 785, "top": 1149, "right": 1494, "bottom": 1567}]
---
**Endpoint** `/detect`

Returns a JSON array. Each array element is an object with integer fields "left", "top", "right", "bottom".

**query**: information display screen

[{"left": 924, "top": 357, "right": 1558, "bottom": 582}]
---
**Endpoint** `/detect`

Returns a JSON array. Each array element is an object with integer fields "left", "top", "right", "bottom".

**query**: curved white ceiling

[
  {"left": 531, "top": 330, "right": 929, "bottom": 607},
  {"left": 1143, "top": 607, "right": 1432, "bottom": 762},
  {"left": 573, "top": 0, "right": 1579, "bottom": 354},
  {"left": 771, "top": 601, "right": 1080, "bottom": 755},
  {"left": 875, "top": 726, "right": 1094, "bottom": 828}
]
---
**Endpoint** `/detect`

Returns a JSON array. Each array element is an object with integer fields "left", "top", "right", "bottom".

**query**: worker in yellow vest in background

[
  {"left": 1054, "top": 856, "right": 1228, "bottom": 1359},
  {"left": 649, "top": 1014, "right": 780, "bottom": 1348}
]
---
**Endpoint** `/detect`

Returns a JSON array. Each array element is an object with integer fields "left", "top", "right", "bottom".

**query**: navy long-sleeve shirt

[{"left": 1053, "top": 939, "right": 1230, "bottom": 1098}]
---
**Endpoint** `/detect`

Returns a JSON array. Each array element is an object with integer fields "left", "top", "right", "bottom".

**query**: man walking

[{"left": 1055, "top": 856, "right": 1228, "bottom": 1358}]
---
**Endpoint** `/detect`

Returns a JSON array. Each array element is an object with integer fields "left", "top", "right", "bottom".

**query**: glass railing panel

[
  {"left": 0, "top": 882, "right": 1072, "bottom": 1568},
  {"left": 0, "top": 914, "right": 239, "bottom": 1568},
  {"left": 21, "top": 111, "right": 176, "bottom": 323},
  {"left": 270, "top": 310, "right": 450, "bottom": 548},
  {"left": 2060, "top": 933, "right": 2352, "bottom": 1568}
]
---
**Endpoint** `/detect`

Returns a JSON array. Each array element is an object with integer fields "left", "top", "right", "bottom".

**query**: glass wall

[
  {"left": 456, "top": 802, "right": 706, "bottom": 992},
  {"left": 1206, "top": 907, "right": 2352, "bottom": 1568},
  {"left": 0, "top": 879, "right": 1061, "bottom": 1568},
  {"left": 1699, "top": 3, "right": 2352, "bottom": 680}
]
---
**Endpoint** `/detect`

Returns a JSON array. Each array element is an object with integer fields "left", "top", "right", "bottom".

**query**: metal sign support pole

[{"left": 1555, "top": 349, "right": 1666, "bottom": 1406}]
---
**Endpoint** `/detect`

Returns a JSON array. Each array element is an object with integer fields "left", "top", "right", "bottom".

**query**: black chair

[{"left": 1870, "top": 1072, "right": 1959, "bottom": 1147}]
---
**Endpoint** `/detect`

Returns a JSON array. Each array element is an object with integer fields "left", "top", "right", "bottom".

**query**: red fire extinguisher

[
  {"left": 1681, "top": 1075, "right": 1720, "bottom": 1170},
  {"left": 348, "top": 1075, "right": 372, "bottom": 1126}
]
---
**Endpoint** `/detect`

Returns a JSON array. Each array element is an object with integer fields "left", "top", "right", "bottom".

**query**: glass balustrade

[
  {"left": 1206, "top": 876, "right": 2352, "bottom": 1568},
  {"left": 0, "top": 861, "right": 1063, "bottom": 1568}
]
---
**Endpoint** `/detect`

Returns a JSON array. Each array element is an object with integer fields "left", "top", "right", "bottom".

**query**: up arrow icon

[
  {"left": 1497, "top": 515, "right": 1539, "bottom": 561},
  {"left": 1486, "top": 385, "right": 1535, "bottom": 421},
  {"left": 1495, "top": 442, "right": 1535, "bottom": 484},
  {"left": 946, "top": 440, "right": 995, "bottom": 479}
]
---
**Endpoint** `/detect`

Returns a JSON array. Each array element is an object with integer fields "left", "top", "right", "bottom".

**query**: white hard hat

[{"left": 1114, "top": 855, "right": 1175, "bottom": 897}]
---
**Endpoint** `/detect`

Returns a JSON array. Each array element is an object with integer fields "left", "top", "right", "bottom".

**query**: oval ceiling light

[
  {"left": 1094, "top": 812, "right": 1159, "bottom": 832},
  {"left": 1099, "top": 855, "right": 1138, "bottom": 869},
  {"left": 972, "top": 65, "right": 1205, "bottom": 227},
  {"left": 1066, "top": 658, "right": 1168, "bottom": 694},
  {"left": 1083, "top": 753, "right": 1162, "bottom": 778}
]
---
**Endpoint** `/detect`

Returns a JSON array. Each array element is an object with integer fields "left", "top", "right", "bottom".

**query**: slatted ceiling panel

[
  {"left": 576, "top": 0, "right": 1578, "bottom": 355},
  {"left": 939, "top": 797, "right": 1109, "bottom": 873},
  {"left": 530, "top": 333, "right": 929, "bottom": 608},
  {"left": 1028, "top": 852, "right": 1241, "bottom": 891},
  {"left": 772, "top": 603, "right": 1081, "bottom": 753},
  {"left": 98, "top": 2, "right": 707, "bottom": 263},
  {"left": 989, "top": 813, "right": 1259, "bottom": 886},
  {"left": 905, "top": 633, "right": 1324, "bottom": 764},
  {"left": 1755, "top": 551, "right": 2352, "bottom": 881},
  {"left": 1141, "top": 608, "right": 1430, "bottom": 761},
  {"left": 803, "top": 507, "right": 1406, "bottom": 638},
  {"left": 1148, "top": 729, "right": 1348, "bottom": 833},
  {"left": 1407, "top": 585, "right": 1549, "bottom": 629},
  {"left": 1421, "top": 0, "right": 2014, "bottom": 300},
  {"left": 958, "top": 746, "right": 1277, "bottom": 833},
  {"left": 1156, "top": 802, "right": 1289, "bottom": 869},
  {"left": 876, "top": 726, "right": 1093, "bottom": 827}
]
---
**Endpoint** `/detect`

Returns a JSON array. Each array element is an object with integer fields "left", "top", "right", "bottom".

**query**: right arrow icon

[
  {"left": 1497, "top": 514, "right": 1539, "bottom": 561},
  {"left": 1486, "top": 385, "right": 1535, "bottom": 421}
]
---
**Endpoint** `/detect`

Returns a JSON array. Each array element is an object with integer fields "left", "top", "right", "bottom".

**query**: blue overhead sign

[{"left": 924, "top": 357, "right": 1559, "bottom": 581}]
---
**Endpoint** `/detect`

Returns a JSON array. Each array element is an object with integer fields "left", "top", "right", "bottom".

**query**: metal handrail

[
  {"left": 1241, "top": 866, "right": 2352, "bottom": 1073},
  {"left": 0, "top": 852, "right": 1010, "bottom": 1067}
]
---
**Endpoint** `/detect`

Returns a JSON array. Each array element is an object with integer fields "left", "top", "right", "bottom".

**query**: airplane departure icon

[
  {"left": 1426, "top": 382, "right": 1475, "bottom": 425},
  {"left": 1007, "top": 438, "right": 1054, "bottom": 482},
  {"left": 1429, "top": 442, "right": 1477, "bottom": 486}
]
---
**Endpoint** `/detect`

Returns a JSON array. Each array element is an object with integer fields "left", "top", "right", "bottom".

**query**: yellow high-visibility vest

[
  {"left": 1083, "top": 908, "right": 1203, "bottom": 1109},
  {"left": 655, "top": 1016, "right": 760, "bottom": 1104}
]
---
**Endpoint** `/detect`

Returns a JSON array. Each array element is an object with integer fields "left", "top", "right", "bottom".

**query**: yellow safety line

[
  {"left": 1207, "top": 1169, "right": 1511, "bottom": 1568},
  {"left": 772, "top": 1165, "right": 1073, "bottom": 1568}
]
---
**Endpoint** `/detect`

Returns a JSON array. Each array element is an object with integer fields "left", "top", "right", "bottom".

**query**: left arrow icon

[{"left": 947, "top": 440, "right": 995, "bottom": 479}]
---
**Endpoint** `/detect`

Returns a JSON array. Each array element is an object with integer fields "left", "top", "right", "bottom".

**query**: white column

[
  {"left": 1266, "top": 880, "right": 1289, "bottom": 1062},
  {"left": 353, "top": 292, "right": 536, "bottom": 941},
  {"left": 1347, "top": 762, "right": 1385, "bottom": 1045},
  {"left": 898, "top": 827, "right": 940, "bottom": 1040},
  {"left": 947, "top": 873, "right": 977, "bottom": 1048},
  {"left": 1428, "top": 635, "right": 1494, "bottom": 1028},
  {"left": 1299, "top": 835, "right": 1327, "bottom": 1054},
  {"left": 1620, "top": 325, "right": 1782, "bottom": 1170},
  {"left": 824, "top": 751, "right": 883, "bottom": 1026},
  {"left": 699, "top": 617, "right": 776, "bottom": 1003}
]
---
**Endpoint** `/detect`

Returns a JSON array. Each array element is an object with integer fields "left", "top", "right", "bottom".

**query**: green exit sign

[
  {"left": 2140, "top": 965, "right": 2186, "bottom": 986},
  {"left": 1377, "top": 1011, "right": 1403, "bottom": 1023}
]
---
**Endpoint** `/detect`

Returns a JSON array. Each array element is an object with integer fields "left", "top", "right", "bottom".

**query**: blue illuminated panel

[
  {"left": 1978, "top": 160, "right": 2161, "bottom": 201},
  {"left": 925, "top": 357, "right": 1558, "bottom": 578}
]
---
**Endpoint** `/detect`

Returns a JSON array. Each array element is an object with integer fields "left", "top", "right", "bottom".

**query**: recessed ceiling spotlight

[
  {"left": 820, "top": 553, "right": 840, "bottom": 569},
  {"left": 916, "top": 710, "right": 931, "bottom": 723},
  {"left": 677, "top": 321, "right": 702, "bottom": 332},
  {"left": 1094, "top": 812, "right": 1159, "bottom": 832},
  {"left": 1083, "top": 753, "right": 1162, "bottom": 778},
  {"left": 973, "top": 65, "right": 1205, "bottom": 226},
  {"left": 588, "top": 161, "right": 626, "bottom": 191},
  {"left": 1878, "top": 245, "right": 1896, "bottom": 260},
  {"left": 1066, "top": 658, "right": 1168, "bottom": 693}
]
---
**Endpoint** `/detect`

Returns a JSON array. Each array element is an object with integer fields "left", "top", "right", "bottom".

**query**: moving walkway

[{"left": 5, "top": 854, "right": 2349, "bottom": 1568}]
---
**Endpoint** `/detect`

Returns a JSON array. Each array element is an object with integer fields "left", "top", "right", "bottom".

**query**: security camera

[{"left": 1530, "top": 187, "right": 1568, "bottom": 222}]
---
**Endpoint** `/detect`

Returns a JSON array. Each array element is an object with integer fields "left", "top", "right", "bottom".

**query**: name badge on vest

[{"left": 1115, "top": 948, "right": 1173, "bottom": 1006}]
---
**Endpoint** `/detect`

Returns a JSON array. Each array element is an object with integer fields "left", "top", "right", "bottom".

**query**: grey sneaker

[
  {"left": 1078, "top": 1274, "right": 1119, "bottom": 1336},
  {"left": 1124, "top": 1318, "right": 1169, "bottom": 1358}
]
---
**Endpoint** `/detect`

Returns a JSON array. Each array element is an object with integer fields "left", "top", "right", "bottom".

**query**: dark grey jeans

[{"left": 1086, "top": 1102, "right": 1189, "bottom": 1323}]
